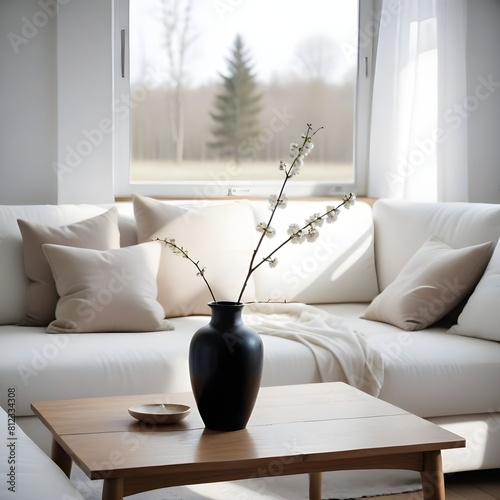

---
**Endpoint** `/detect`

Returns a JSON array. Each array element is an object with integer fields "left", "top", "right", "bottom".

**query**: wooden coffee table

[{"left": 31, "top": 382, "right": 464, "bottom": 500}]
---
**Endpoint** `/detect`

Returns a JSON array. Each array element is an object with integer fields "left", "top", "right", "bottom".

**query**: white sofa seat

[
  {"left": 0, "top": 321, "right": 323, "bottom": 418},
  {"left": 318, "top": 303, "right": 500, "bottom": 419},
  {"left": 0, "top": 407, "right": 84, "bottom": 500}
]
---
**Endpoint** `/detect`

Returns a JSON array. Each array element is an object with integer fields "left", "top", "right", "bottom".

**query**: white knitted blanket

[{"left": 243, "top": 302, "right": 384, "bottom": 396}]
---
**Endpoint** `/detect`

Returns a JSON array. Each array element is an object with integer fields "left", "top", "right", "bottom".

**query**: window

[{"left": 114, "top": 0, "right": 373, "bottom": 198}]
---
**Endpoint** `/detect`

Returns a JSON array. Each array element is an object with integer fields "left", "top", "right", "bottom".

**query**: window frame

[{"left": 113, "top": 0, "right": 375, "bottom": 199}]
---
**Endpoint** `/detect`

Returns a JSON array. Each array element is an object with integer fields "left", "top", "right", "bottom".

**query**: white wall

[
  {"left": 466, "top": 0, "right": 500, "bottom": 203},
  {"left": 0, "top": 0, "right": 58, "bottom": 204},
  {"left": 55, "top": 0, "right": 114, "bottom": 204},
  {"left": 0, "top": 0, "right": 115, "bottom": 205}
]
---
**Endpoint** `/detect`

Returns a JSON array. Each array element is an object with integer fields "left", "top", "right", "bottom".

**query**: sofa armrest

[{"left": 0, "top": 406, "right": 84, "bottom": 499}]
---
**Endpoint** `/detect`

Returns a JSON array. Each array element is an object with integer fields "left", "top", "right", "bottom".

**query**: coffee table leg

[
  {"left": 309, "top": 472, "right": 322, "bottom": 500},
  {"left": 421, "top": 450, "right": 445, "bottom": 500},
  {"left": 51, "top": 439, "right": 72, "bottom": 478},
  {"left": 102, "top": 478, "right": 123, "bottom": 500}
]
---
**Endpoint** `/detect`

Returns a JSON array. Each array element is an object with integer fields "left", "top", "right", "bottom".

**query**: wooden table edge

[{"left": 98, "top": 447, "right": 463, "bottom": 500}]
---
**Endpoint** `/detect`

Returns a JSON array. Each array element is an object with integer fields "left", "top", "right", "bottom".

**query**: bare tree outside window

[
  {"left": 161, "top": 0, "right": 196, "bottom": 163},
  {"left": 293, "top": 35, "right": 347, "bottom": 83}
]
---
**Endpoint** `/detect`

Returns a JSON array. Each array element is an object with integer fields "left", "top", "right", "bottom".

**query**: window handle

[{"left": 121, "top": 29, "right": 126, "bottom": 78}]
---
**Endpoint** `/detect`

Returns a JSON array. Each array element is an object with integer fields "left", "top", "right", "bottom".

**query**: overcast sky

[{"left": 129, "top": 0, "right": 358, "bottom": 87}]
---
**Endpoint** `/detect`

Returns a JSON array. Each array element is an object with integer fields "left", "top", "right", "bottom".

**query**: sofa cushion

[
  {"left": 448, "top": 237, "right": 500, "bottom": 341},
  {"left": 0, "top": 204, "right": 115, "bottom": 325},
  {"left": 317, "top": 303, "right": 500, "bottom": 419},
  {"left": 251, "top": 200, "right": 379, "bottom": 303},
  {"left": 362, "top": 236, "right": 493, "bottom": 330},
  {"left": 43, "top": 242, "right": 172, "bottom": 333},
  {"left": 17, "top": 208, "right": 121, "bottom": 326},
  {"left": 372, "top": 199, "right": 500, "bottom": 291},
  {"left": 133, "top": 194, "right": 257, "bottom": 317}
]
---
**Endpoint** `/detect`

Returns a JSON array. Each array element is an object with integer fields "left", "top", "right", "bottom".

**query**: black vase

[{"left": 189, "top": 301, "right": 264, "bottom": 431}]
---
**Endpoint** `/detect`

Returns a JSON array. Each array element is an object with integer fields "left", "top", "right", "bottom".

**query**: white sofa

[
  {"left": 1, "top": 196, "right": 500, "bottom": 485},
  {"left": 0, "top": 406, "right": 84, "bottom": 499}
]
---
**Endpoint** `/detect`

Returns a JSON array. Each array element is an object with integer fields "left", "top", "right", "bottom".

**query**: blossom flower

[
  {"left": 158, "top": 124, "right": 356, "bottom": 304},
  {"left": 267, "top": 257, "right": 278, "bottom": 268},
  {"left": 269, "top": 193, "right": 287, "bottom": 210},
  {"left": 305, "top": 227, "right": 319, "bottom": 242},
  {"left": 290, "top": 157, "right": 303, "bottom": 175},
  {"left": 256, "top": 222, "right": 275, "bottom": 237},
  {"left": 303, "top": 141, "right": 314, "bottom": 155},
  {"left": 307, "top": 213, "right": 324, "bottom": 227},
  {"left": 325, "top": 207, "right": 340, "bottom": 223},
  {"left": 287, "top": 224, "right": 305, "bottom": 243},
  {"left": 160, "top": 238, "right": 216, "bottom": 302},
  {"left": 343, "top": 193, "right": 356, "bottom": 208}
]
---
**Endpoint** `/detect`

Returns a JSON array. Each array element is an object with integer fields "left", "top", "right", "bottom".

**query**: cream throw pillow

[
  {"left": 17, "top": 208, "right": 121, "bottom": 326},
  {"left": 362, "top": 236, "right": 493, "bottom": 331},
  {"left": 133, "top": 194, "right": 256, "bottom": 317},
  {"left": 43, "top": 242, "right": 172, "bottom": 333},
  {"left": 448, "top": 239, "right": 500, "bottom": 341}
]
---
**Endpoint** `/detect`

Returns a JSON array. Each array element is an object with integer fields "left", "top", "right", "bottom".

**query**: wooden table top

[{"left": 31, "top": 382, "right": 465, "bottom": 486}]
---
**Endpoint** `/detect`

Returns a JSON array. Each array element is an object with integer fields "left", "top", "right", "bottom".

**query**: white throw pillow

[
  {"left": 42, "top": 242, "right": 173, "bottom": 333},
  {"left": 17, "top": 208, "right": 121, "bottom": 326},
  {"left": 448, "top": 239, "right": 500, "bottom": 341},
  {"left": 362, "top": 236, "right": 493, "bottom": 331},
  {"left": 133, "top": 194, "right": 257, "bottom": 317}
]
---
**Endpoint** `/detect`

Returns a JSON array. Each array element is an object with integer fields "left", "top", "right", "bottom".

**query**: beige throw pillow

[
  {"left": 133, "top": 194, "right": 256, "bottom": 317},
  {"left": 43, "top": 242, "right": 172, "bottom": 333},
  {"left": 362, "top": 236, "right": 493, "bottom": 331},
  {"left": 17, "top": 208, "right": 121, "bottom": 326}
]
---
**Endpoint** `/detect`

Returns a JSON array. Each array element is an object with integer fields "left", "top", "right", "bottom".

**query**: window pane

[{"left": 129, "top": 0, "right": 358, "bottom": 185}]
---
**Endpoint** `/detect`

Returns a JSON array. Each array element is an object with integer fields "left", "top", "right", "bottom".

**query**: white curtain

[{"left": 368, "top": 0, "right": 468, "bottom": 201}]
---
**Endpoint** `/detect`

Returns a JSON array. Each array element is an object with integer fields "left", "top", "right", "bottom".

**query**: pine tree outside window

[
  {"left": 117, "top": 0, "right": 373, "bottom": 198},
  {"left": 209, "top": 35, "right": 262, "bottom": 165}
]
